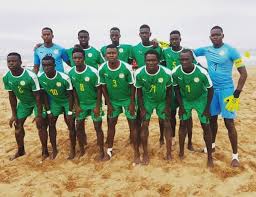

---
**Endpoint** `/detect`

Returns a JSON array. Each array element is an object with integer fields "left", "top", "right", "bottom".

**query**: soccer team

[{"left": 3, "top": 24, "right": 247, "bottom": 168}]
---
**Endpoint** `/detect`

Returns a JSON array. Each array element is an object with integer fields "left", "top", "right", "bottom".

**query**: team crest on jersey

[
  {"left": 88, "top": 53, "right": 93, "bottom": 57},
  {"left": 20, "top": 80, "right": 26, "bottom": 86},
  {"left": 139, "top": 51, "right": 143, "bottom": 54},
  {"left": 56, "top": 82, "right": 62, "bottom": 87},
  {"left": 119, "top": 73, "right": 125, "bottom": 78},
  {"left": 219, "top": 50, "right": 225, "bottom": 56},
  {"left": 119, "top": 48, "right": 124, "bottom": 53},
  {"left": 85, "top": 77, "right": 90, "bottom": 82},
  {"left": 194, "top": 77, "right": 200, "bottom": 83},
  {"left": 158, "top": 78, "right": 163, "bottom": 83},
  {"left": 53, "top": 49, "right": 59, "bottom": 55}
]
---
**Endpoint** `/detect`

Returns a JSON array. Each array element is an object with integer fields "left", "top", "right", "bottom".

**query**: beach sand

[{"left": 0, "top": 68, "right": 255, "bottom": 197}]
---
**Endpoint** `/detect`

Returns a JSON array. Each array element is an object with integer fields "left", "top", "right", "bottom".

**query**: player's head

[
  {"left": 42, "top": 55, "right": 56, "bottom": 74},
  {"left": 210, "top": 26, "right": 224, "bottom": 47},
  {"left": 106, "top": 44, "right": 118, "bottom": 62},
  {"left": 145, "top": 49, "right": 159, "bottom": 71},
  {"left": 139, "top": 24, "right": 151, "bottom": 42},
  {"left": 170, "top": 30, "right": 181, "bottom": 48},
  {"left": 180, "top": 49, "right": 194, "bottom": 70},
  {"left": 110, "top": 27, "right": 121, "bottom": 44},
  {"left": 72, "top": 47, "right": 85, "bottom": 67},
  {"left": 41, "top": 27, "right": 54, "bottom": 44},
  {"left": 7, "top": 52, "right": 22, "bottom": 71},
  {"left": 78, "top": 30, "right": 90, "bottom": 47}
]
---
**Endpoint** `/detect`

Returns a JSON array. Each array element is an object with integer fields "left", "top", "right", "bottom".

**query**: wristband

[
  {"left": 46, "top": 110, "right": 51, "bottom": 114},
  {"left": 67, "top": 111, "right": 73, "bottom": 115}
]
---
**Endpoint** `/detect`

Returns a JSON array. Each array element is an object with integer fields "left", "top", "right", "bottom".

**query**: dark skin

[
  {"left": 209, "top": 28, "right": 247, "bottom": 167},
  {"left": 7, "top": 55, "right": 48, "bottom": 161},
  {"left": 160, "top": 33, "right": 194, "bottom": 150},
  {"left": 138, "top": 53, "right": 173, "bottom": 165},
  {"left": 72, "top": 52, "right": 105, "bottom": 160},
  {"left": 42, "top": 59, "right": 75, "bottom": 160},
  {"left": 102, "top": 47, "right": 139, "bottom": 163},
  {"left": 78, "top": 32, "right": 90, "bottom": 49},
  {"left": 175, "top": 51, "right": 213, "bottom": 167},
  {"left": 33, "top": 29, "right": 71, "bottom": 74}
]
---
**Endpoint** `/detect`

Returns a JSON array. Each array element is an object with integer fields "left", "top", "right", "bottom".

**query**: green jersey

[
  {"left": 163, "top": 47, "right": 198, "bottom": 70},
  {"left": 38, "top": 71, "right": 73, "bottom": 104},
  {"left": 99, "top": 61, "right": 134, "bottom": 102},
  {"left": 132, "top": 43, "right": 163, "bottom": 68},
  {"left": 135, "top": 65, "right": 172, "bottom": 103},
  {"left": 101, "top": 44, "right": 132, "bottom": 63},
  {"left": 172, "top": 64, "right": 212, "bottom": 101},
  {"left": 3, "top": 69, "right": 40, "bottom": 104},
  {"left": 66, "top": 46, "right": 105, "bottom": 69},
  {"left": 68, "top": 65, "right": 99, "bottom": 105}
]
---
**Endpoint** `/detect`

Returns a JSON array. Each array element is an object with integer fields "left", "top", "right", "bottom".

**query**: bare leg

[
  {"left": 128, "top": 119, "right": 140, "bottom": 164},
  {"left": 141, "top": 120, "right": 150, "bottom": 165},
  {"left": 201, "top": 123, "right": 213, "bottom": 167},
  {"left": 93, "top": 121, "right": 105, "bottom": 161},
  {"left": 179, "top": 120, "right": 187, "bottom": 160}
]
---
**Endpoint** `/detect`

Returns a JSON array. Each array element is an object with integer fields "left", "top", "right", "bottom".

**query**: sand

[{"left": 0, "top": 68, "right": 256, "bottom": 197}]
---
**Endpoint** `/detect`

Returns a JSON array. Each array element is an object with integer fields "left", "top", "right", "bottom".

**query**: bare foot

[
  {"left": 207, "top": 159, "right": 214, "bottom": 168},
  {"left": 94, "top": 152, "right": 105, "bottom": 161},
  {"left": 102, "top": 154, "right": 111, "bottom": 161},
  {"left": 50, "top": 150, "right": 58, "bottom": 160},
  {"left": 41, "top": 151, "right": 49, "bottom": 161},
  {"left": 231, "top": 159, "right": 240, "bottom": 167},
  {"left": 187, "top": 144, "right": 195, "bottom": 151},
  {"left": 9, "top": 151, "right": 25, "bottom": 161},
  {"left": 179, "top": 153, "right": 185, "bottom": 160},
  {"left": 165, "top": 154, "right": 172, "bottom": 161},
  {"left": 133, "top": 155, "right": 141, "bottom": 164},
  {"left": 142, "top": 154, "right": 149, "bottom": 165},
  {"left": 67, "top": 150, "right": 76, "bottom": 160}
]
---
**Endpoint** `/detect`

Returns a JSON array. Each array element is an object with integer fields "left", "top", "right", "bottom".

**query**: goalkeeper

[{"left": 194, "top": 26, "right": 247, "bottom": 167}]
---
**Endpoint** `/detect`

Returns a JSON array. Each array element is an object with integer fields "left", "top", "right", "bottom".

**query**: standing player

[
  {"left": 173, "top": 49, "right": 214, "bottom": 167},
  {"left": 194, "top": 26, "right": 247, "bottom": 167},
  {"left": 68, "top": 48, "right": 105, "bottom": 160},
  {"left": 34, "top": 27, "right": 71, "bottom": 74},
  {"left": 135, "top": 50, "right": 173, "bottom": 165},
  {"left": 38, "top": 56, "right": 76, "bottom": 160},
  {"left": 3, "top": 53, "right": 48, "bottom": 160},
  {"left": 66, "top": 30, "right": 105, "bottom": 69},
  {"left": 162, "top": 30, "right": 197, "bottom": 150},
  {"left": 101, "top": 27, "right": 133, "bottom": 63},
  {"left": 99, "top": 44, "right": 139, "bottom": 164}
]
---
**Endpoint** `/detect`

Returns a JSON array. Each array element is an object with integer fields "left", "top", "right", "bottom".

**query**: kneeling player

[
  {"left": 173, "top": 49, "right": 214, "bottom": 167},
  {"left": 39, "top": 56, "right": 76, "bottom": 159},
  {"left": 69, "top": 48, "right": 105, "bottom": 160},
  {"left": 99, "top": 44, "right": 139, "bottom": 163},
  {"left": 135, "top": 50, "right": 173, "bottom": 165},
  {"left": 3, "top": 52, "right": 48, "bottom": 160}
]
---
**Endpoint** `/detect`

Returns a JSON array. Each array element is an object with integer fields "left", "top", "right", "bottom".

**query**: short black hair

[
  {"left": 7, "top": 52, "right": 21, "bottom": 61},
  {"left": 72, "top": 47, "right": 85, "bottom": 58},
  {"left": 211, "top": 26, "right": 223, "bottom": 32},
  {"left": 110, "top": 27, "right": 120, "bottom": 32},
  {"left": 42, "top": 27, "right": 53, "bottom": 33},
  {"left": 180, "top": 49, "right": 194, "bottom": 58},
  {"left": 42, "top": 55, "right": 55, "bottom": 64},
  {"left": 78, "top": 30, "right": 89, "bottom": 36},
  {"left": 106, "top": 44, "right": 118, "bottom": 50},
  {"left": 170, "top": 30, "right": 181, "bottom": 36},
  {"left": 145, "top": 49, "right": 159, "bottom": 60},
  {"left": 140, "top": 24, "right": 150, "bottom": 30}
]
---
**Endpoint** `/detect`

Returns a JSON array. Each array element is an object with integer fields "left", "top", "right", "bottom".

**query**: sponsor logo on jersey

[
  {"left": 85, "top": 77, "right": 90, "bottom": 82},
  {"left": 88, "top": 53, "right": 93, "bottom": 57},
  {"left": 158, "top": 78, "right": 163, "bottom": 83},
  {"left": 119, "top": 73, "right": 124, "bottom": 78},
  {"left": 194, "top": 77, "right": 200, "bottom": 83},
  {"left": 56, "top": 82, "right": 62, "bottom": 87},
  {"left": 53, "top": 49, "right": 59, "bottom": 55},
  {"left": 20, "top": 80, "right": 26, "bottom": 86},
  {"left": 119, "top": 48, "right": 124, "bottom": 53}
]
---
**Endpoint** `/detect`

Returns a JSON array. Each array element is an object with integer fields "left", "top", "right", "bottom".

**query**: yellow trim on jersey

[{"left": 234, "top": 58, "right": 244, "bottom": 68}]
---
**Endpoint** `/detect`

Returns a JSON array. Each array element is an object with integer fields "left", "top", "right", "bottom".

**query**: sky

[{"left": 0, "top": 0, "right": 255, "bottom": 59}]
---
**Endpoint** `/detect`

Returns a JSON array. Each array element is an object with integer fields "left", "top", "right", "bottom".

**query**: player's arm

[
  {"left": 128, "top": 85, "right": 136, "bottom": 116},
  {"left": 174, "top": 85, "right": 185, "bottom": 116},
  {"left": 72, "top": 88, "right": 82, "bottom": 117},
  {"left": 165, "top": 86, "right": 172, "bottom": 116},
  {"left": 33, "top": 90, "right": 43, "bottom": 118},
  {"left": 235, "top": 66, "right": 247, "bottom": 97},
  {"left": 94, "top": 85, "right": 103, "bottom": 117},
  {"left": 67, "top": 90, "right": 74, "bottom": 113},
  {"left": 203, "top": 87, "right": 214, "bottom": 118},
  {"left": 137, "top": 87, "right": 146, "bottom": 119},
  {"left": 102, "top": 84, "right": 113, "bottom": 116},
  {"left": 8, "top": 91, "right": 17, "bottom": 128}
]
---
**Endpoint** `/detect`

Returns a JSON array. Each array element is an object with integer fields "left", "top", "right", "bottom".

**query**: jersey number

[
  {"left": 80, "top": 84, "right": 85, "bottom": 92},
  {"left": 50, "top": 89, "right": 58, "bottom": 96},
  {"left": 150, "top": 84, "right": 156, "bottom": 93},
  {"left": 112, "top": 80, "right": 117, "bottom": 88},
  {"left": 172, "top": 61, "right": 176, "bottom": 68},
  {"left": 186, "top": 85, "right": 191, "bottom": 93}
]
